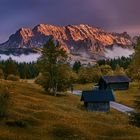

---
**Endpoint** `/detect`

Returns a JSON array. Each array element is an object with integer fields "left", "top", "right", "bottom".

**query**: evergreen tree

[
  {"left": 73, "top": 61, "right": 81, "bottom": 73},
  {"left": 0, "top": 60, "right": 39, "bottom": 79},
  {"left": 38, "top": 39, "right": 68, "bottom": 96},
  {"left": 128, "top": 37, "right": 140, "bottom": 81},
  {"left": 4, "top": 58, "right": 19, "bottom": 78},
  {"left": 98, "top": 57, "right": 132, "bottom": 70},
  {"left": 129, "top": 37, "right": 140, "bottom": 127}
]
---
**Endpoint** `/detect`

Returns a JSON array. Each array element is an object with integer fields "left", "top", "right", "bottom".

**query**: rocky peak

[
  {"left": 17, "top": 28, "right": 33, "bottom": 43},
  {"left": 0, "top": 24, "right": 133, "bottom": 58},
  {"left": 33, "top": 24, "right": 67, "bottom": 41},
  {"left": 8, "top": 27, "right": 33, "bottom": 44}
]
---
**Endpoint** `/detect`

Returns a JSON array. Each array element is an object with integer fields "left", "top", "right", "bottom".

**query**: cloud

[
  {"left": 105, "top": 45, "right": 134, "bottom": 59},
  {"left": 0, "top": 53, "right": 40, "bottom": 63}
]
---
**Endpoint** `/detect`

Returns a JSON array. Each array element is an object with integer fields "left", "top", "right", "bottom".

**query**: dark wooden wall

[{"left": 85, "top": 102, "right": 110, "bottom": 112}]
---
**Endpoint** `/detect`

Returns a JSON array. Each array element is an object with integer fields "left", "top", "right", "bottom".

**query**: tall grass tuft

[
  {"left": 0, "top": 84, "right": 10, "bottom": 117},
  {"left": 7, "top": 74, "right": 20, "bottom": 81}
]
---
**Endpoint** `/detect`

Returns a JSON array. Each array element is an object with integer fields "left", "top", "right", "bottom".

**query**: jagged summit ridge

[{"left": 0, "top": 24, "right": 132, "bottom": 57}]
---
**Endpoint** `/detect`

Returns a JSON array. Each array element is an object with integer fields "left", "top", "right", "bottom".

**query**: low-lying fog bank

[{"left": 0, "top": 53, "right": 40, "bottom": 63}]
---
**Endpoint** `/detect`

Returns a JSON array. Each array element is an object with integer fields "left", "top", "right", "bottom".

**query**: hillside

[
  {"left": 0, "top": 24, "right": 133, "bottom": 60},
  {"left": 0, "top": 80, "right": 140, "bottom": 140}
]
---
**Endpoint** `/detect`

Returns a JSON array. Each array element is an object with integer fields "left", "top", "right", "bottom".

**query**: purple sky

[{"left": 0, "top": 0, "right": 140, "bottom": 43}]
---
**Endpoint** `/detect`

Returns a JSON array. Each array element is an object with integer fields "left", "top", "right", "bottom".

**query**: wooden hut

[
  {"left": 98, "top": 75, "right": 130, "bottom": 90},
  {"left": 81, "top": 90, "right": 115, "bottom": 112}
]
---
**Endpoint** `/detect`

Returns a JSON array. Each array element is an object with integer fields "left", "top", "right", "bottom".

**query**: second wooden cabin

[{"left": 98, "top": 75, "right": 131, "bottom": 90}]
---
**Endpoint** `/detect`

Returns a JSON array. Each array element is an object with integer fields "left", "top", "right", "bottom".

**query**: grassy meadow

[
  {"left": 0, "top": 80, "right": 140, "bottom": 140},
  {"left": 114, "top": 82, "right": 140, "bottom": 108}
]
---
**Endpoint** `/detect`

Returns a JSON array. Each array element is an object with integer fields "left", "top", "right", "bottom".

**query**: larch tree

[{"left": 37, "top": 39, "right": 68, "bottom": 96}]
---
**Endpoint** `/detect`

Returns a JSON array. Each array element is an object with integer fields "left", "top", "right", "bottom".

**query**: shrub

[
  {"left": 0, "top": 85, "right": 10, "bottom": 117},
  {"left": 78, "top": 67, "right": 93, "bottom": 84},
  {"left": 129, "top": 95, "right": 140, "bottom": 127},
  {"left": 35, "top": 73, "right": 50, "bottom": 92},
  {"left": 129, "top": 112, "right": 140, "bottom": 127},
  {"left": 6, "top": 119, "right": 28, "bottom": 128},
  {"left": 35, "top": 73, "right": 46, "bottom": 85},
  {"left": 78, "top": 66, "right": 102, "bottom": 84},
  {"left": 0, "top": 69, "right": 4, "bottom": 79},
  {"left": 7, "top": 74, "right": 20, "bottom": 81}
]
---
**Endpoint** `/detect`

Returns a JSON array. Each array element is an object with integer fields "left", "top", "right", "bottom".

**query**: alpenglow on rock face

[{"left": 0, "top": 24, "right": 132, "bottom": 60}]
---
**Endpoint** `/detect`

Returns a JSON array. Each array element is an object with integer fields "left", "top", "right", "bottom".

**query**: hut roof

[
  {"left": 102, "top": 75, "right": 131, "bottom": 84},
  {"left": 81, "top": 90, "right": 115, "bottom": 102}
]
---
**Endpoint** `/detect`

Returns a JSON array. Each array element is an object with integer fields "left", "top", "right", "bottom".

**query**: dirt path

[{"left": 110, "top": 101, "right": 134, "bottom": 114}]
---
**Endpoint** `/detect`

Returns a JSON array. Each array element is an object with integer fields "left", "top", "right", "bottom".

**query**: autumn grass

[
  {"left": 0, "top": 83, "right": 10, "bottom": 117},
  {"left": 0, "top": 80, "right": 140, "bottom": 139},
  {"left": 73, "top": 83, "right": 94, "bottom": 91},
  {"left": 114, "top": 82, "right": 140, "bottom": 108}
]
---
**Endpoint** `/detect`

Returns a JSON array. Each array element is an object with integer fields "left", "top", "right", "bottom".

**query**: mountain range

[{"left": 0, "top": 24, "right": 133, "bottom": 62}]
